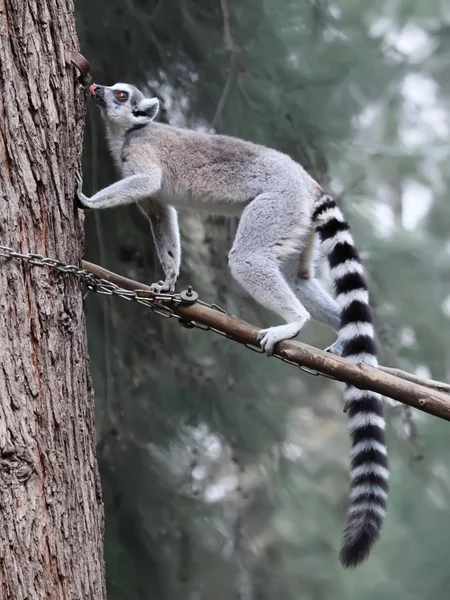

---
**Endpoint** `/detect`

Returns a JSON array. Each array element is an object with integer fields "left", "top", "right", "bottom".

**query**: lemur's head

[{"left": 89, "top": 83, "right": 159, "bottom": 130}]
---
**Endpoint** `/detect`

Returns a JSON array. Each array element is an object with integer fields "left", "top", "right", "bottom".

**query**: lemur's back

[{"left": 120, "top": 122, "right": 318, "bottom": 211}]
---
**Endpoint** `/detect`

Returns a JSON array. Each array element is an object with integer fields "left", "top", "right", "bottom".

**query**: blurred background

[{"left": 76, "top": 0, "right": 450, "bottom": 597}]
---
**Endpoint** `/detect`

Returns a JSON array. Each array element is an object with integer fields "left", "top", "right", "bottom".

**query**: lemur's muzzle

[{"left": 89, "top": 84, "right": 106, "bottom": 107}]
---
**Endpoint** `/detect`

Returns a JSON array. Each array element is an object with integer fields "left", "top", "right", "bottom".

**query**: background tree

[
  {"left": 76, "top": 0, "right": 450, "bottom": 598},
  {"left": 0, "top": 1, "right": 105, "bottom": 598}
]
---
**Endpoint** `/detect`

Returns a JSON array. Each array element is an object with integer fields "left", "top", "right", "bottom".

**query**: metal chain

[{"left": 0, "top": 245, "right": 336, "bottom": 381}]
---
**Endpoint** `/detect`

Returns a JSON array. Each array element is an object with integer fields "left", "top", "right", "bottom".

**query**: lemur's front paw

[
  {"left": 150, "top": 279, "right": 176, "bottom": 294},
  {"left": 75, "top": 170, "right": 92, "bottom": 211}
]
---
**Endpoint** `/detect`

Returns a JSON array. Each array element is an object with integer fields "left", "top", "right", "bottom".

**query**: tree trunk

[{"left": 0, "top": 1, "right": 106, "bottom": 598}]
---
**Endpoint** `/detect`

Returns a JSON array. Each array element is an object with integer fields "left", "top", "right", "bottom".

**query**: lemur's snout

[
  {"left": 89, "top": 84, "right": 106, "bottom": 107},
  {"left": 89, "top": 84, "right": 105, "bottom": 98}
]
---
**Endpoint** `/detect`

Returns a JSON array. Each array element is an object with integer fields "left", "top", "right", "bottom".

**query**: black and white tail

[{"left": 312, "top": 193, "right": 388, "bottom": 568}]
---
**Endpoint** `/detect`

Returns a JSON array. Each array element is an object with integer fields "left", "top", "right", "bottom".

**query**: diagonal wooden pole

[{"left": 82, "top": 260, "right": 450, "bottom": 422}]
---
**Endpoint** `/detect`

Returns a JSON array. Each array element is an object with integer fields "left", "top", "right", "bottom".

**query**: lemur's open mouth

[{"left": 89, "top": 83, "right": 107, "bottom": 107}]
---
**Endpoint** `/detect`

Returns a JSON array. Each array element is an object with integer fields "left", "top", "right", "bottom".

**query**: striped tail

[{"left": 312, "top": 193, "right": 388, "bottom": 568}]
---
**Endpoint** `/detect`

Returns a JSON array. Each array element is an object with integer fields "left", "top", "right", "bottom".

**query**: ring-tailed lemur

[{"left": 76, "top": 82, "right": 388, "bottom": 568}]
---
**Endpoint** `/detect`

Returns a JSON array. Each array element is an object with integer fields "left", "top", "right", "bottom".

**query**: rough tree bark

[{"left": 0, "top": 1, "right": 106, "bottom": 598}]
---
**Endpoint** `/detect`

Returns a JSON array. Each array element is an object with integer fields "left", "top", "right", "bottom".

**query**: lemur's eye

[{"left": 115, "top": 91, "right": 128, "bottom": 101}]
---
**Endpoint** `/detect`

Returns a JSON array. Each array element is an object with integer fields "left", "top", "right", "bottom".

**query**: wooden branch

[
  {"left": 82, "top": 261, "right": 450, "bottom": 423},
  {"left": 378, "top": 366, "right": 450, "bottom": 395}
]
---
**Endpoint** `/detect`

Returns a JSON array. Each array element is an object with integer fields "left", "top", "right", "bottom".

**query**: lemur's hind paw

[
  {"left": 257, "top": 316, "right": 310, "bottom": 356},
  {"left": 325, "top": 339, "right": 344, "bottom": 357}
]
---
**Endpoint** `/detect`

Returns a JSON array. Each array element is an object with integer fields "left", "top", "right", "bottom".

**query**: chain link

[{"left": 0, "top": 245, "right": 336, "bottom": 381}]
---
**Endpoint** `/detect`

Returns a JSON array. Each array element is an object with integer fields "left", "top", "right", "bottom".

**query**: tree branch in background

[{"left": 83, "top": 261, "right": 450, "bottom": 423}]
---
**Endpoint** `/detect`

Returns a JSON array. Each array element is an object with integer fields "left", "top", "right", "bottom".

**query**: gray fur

[{"left": 76, "top": 82, "right": 336, "bottom": 350}]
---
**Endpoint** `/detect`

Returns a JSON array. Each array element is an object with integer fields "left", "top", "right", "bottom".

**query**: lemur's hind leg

[
  {"left": 288, "top": 232, "right": 343, "bottom": 354},
  {"left": 229, "top": 192, "right": 311, "bottom": 355},
  {"left": 297, "top": 229, "right": 318, "bottom": 280},
  {"left": 293, "top": 278, "right": 341, "bottom": 331},
  {"left": 292, "top": 277, "right": 345, "bottom": 355}
]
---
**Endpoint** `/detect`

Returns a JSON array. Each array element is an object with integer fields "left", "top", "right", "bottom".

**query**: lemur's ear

[{"left": 133, "top": 97, "right": 159, "bottom": 121}]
